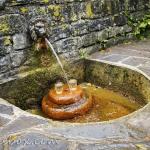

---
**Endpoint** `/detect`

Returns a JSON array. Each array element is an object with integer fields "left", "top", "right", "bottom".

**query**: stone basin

[{"left": 0, "top": 57, "right": 150, "bottom": 149}]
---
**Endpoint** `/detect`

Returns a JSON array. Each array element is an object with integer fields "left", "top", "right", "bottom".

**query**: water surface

[{"left": 27, "top": 83, "right": 143, "bottom": 123}]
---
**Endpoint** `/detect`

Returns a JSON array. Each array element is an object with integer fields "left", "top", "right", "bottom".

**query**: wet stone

[
  {"left": 0, "top": 115, "right": 48, "bottom": 137},
  {"left": 0, "top": 104, "right": 14, "bottom": 115},
  {"left": 8, "top": 132, "right": 69, "bottom": 150}
]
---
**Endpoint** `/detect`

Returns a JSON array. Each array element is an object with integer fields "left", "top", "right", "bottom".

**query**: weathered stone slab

[
  {"left": 122, "top": 41, "right": 150, "bottom": 52},
  {"left": 90, "top": 51, "right": 112, "bottom": 60},
  {"left": 77, "top": 143, "right": 137, "bottom": 150},
  {"left": 0, "top": 115, "right": 48, "bottom": 137},
  {"left": 0, "top": 116, "right": 10, "bottom": 127},
  {"left": 7, "top": 132, "right": 69, "bottom": 150},
  {"left": 108, "top": 47, "right": 150, "bottom": 58},
  {"left": 121, "top": 57, "right": 149, "bottom": 67},
  {"left": 101, "top": 54, "right": 129, "bottom": 62},
  {"left": 138, "top": 66, "right": 150, "bottom": 76},
  {"left": 0, "top": 104, "right": 14, "bottom": 115},
  {"left": 44, "top": 123, "right": 141, "bottom": 141}
]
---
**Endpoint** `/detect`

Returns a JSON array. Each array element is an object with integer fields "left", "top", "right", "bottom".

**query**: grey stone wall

[{"left": 0, "top": 0, "right": 150, "bottom": 83}]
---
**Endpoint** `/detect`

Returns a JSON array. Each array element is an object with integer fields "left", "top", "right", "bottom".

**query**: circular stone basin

[{"left": 42, "top": 85, "right": 93, "bottom": 120}]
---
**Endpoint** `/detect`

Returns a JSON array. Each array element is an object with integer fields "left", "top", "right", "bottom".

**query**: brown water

[{"left": 27, "top": 83, "right": 144, "bottom": 123}]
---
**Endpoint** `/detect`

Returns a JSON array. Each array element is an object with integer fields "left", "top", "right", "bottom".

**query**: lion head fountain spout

[{"left": 29, "top": 17, "right": 49, "bottom": 51}]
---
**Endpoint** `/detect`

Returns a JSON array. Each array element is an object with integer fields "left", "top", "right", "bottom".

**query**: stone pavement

[
  {"left": 90, "top": 39, "right": 150, "bottom": 79},
  {"left": 0, "top": 40, "right": 150, "bottom": 149}
]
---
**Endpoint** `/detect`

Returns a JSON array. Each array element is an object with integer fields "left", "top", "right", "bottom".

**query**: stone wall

[{"left": 0, "top": 0, "right": 150, "bottom": 83}]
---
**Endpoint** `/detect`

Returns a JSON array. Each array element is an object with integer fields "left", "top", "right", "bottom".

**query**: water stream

[{"left": 45, "top": 38, "right": 70, "bottom": 89}]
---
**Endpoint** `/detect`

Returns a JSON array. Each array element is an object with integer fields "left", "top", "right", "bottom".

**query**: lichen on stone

[
  {"left": 42, "top": 0, "right": 49, "bottom": 4},
  {"left": 3, "top": 36, "right": 11, "bottom": 46},
  {"left": 20, "top": 7, "right": 29, "bottom": 14},
  {"left": 0, "top": 20, "right": 9, "bottom": 34},
  {"left": 48, "top": 5, "right": 61, "bottom": 17},
  {"left": 86, "top": 2, "right": 94, "bottom": 18}
]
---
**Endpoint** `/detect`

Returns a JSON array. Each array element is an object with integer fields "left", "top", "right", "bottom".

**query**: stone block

[
  {"left": 0, "top": 36, "right": 12, "bottom": 56},
  {"left": 88, "top": 19, "right": 105, "bottom": 32},
  {"left": 10, "top": 51, "right": 26, "bottom": 68},
  {"left": 50, "top": 24, "right": 71, "bottom": 41},
  {"left": 81, "top": 32, "right": 97, "bottom": 47},
  {"left": 55, "top": 37, "right": 81, "bottom": 53},
  {"left": 0, "top": 0, "right": 6, "bottom": 10},
  {"left": 0, "top": 14, "right": 27, "bottom": 36},
  {"left": 71, "top": 20, "right": 89, "bottom": 36},
  {"left": 97, "top": 30, "right": 109, "bottom": 42},
  {"left": 108, "top": 26, "right": 129, "bottom": 38},
  {"left": 114, "top": 14, "right": 127, "bottom": 26},
  {"left": 13, "top": 33, "right": 30, "bottom": 50},
  {"left": 79, "top": 44, "right": 102, "bottom": 56},
  {"left": 61, "top": 3, "right": 79, "bottom": 22},
  {"left": 0, "top": 55, "right": 11, "bottom": 73}
]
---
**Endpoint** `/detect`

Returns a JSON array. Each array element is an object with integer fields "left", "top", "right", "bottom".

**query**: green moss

[
  {"left": 0, "top": 57, "right": 84, "bottom": 110},
  {"left": 85, "top": 60, "right": 149, "bottom": 104}
]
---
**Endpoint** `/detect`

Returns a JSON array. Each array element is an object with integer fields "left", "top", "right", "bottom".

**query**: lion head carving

[{"left": 29, "top": 17, "right": 49, "bottom": 41}]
